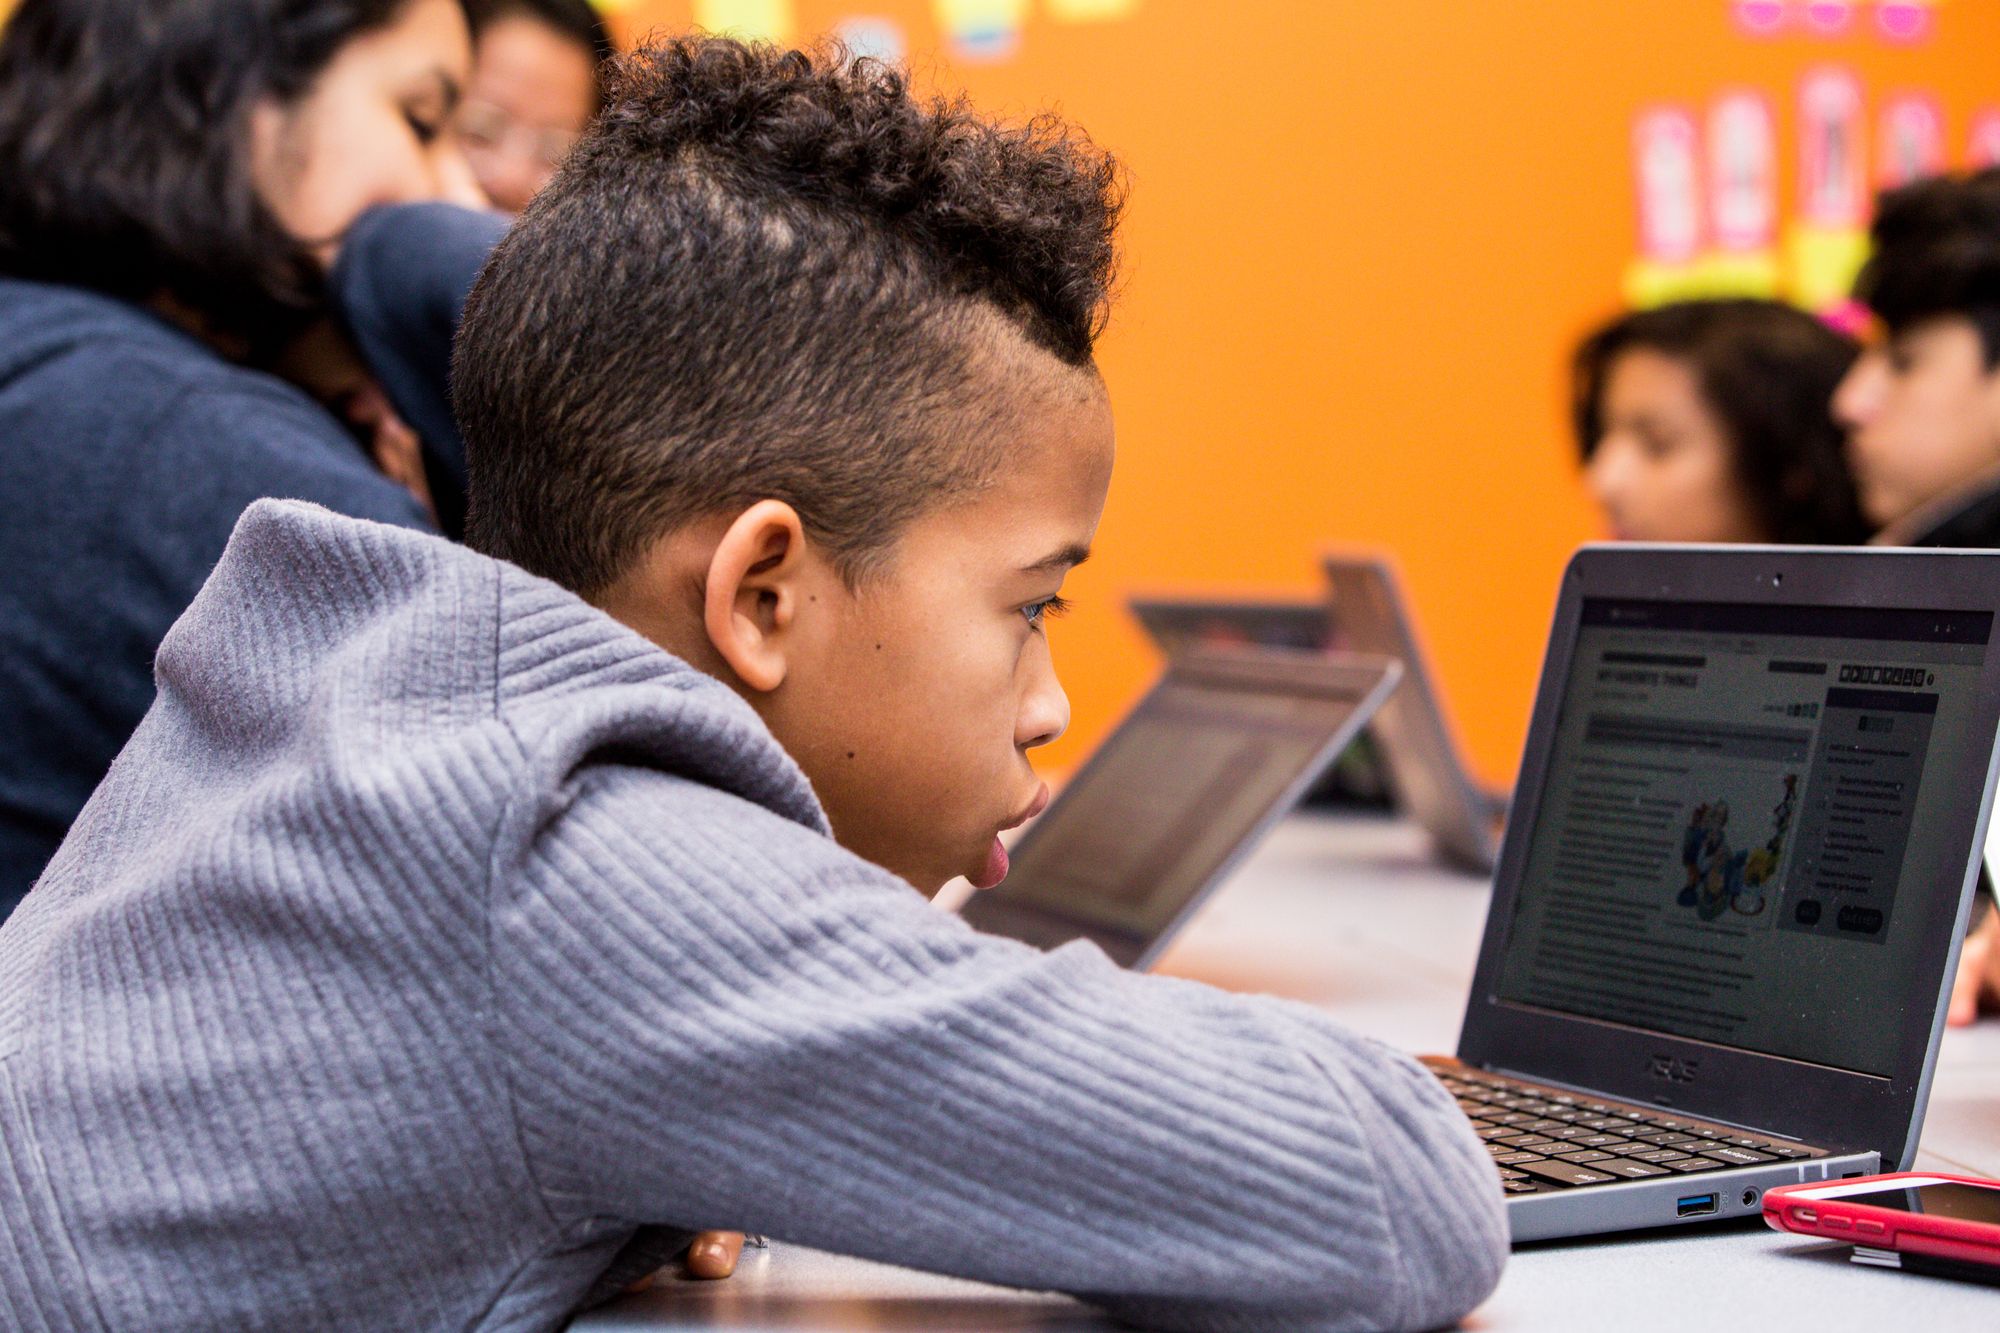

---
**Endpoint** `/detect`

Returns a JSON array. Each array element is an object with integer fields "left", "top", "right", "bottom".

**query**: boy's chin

[
  {"left": 965, "top": 835, "right": 1010, "bottom": 891},
  {"left": 871, "top": 837, "right": 1007, "bottom": 895}
]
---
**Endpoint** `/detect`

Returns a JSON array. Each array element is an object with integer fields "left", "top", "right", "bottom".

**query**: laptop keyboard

[{"left": 1432, "top": 1066, "right": 1828, "bottom": 1196}]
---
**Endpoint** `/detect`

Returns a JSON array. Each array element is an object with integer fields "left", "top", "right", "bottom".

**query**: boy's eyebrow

[
  {"left": 1022, "top": 543, "right": 1091, "bottom": 575},
  {"left": 421, "top": 67, "right": 462, "bottom": 111}
]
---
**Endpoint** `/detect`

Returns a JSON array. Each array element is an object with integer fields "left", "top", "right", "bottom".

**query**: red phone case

[{"left": 1765, "top": 1172, "right": 2000, "bottom": 1269}]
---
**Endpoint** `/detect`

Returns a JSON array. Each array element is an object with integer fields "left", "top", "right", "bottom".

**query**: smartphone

[{"left": 1765, "top": 1173, "right": 2000, "bottom": 1276}]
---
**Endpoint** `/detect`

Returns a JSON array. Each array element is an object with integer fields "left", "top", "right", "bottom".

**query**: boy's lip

[{"left": 999, "top": 783, "right": 1051, "bottom": 833}]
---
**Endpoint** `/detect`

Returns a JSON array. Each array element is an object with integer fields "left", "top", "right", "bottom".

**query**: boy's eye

[
  {"left": 405, "top": 108, "right": 444, "bottom": 145},
  {"left": 1022, "top": 595, "right": 1071, "bottom": 630},
  {"left": 1637, "top": 429, "right": 1678, "bottom": 462}
]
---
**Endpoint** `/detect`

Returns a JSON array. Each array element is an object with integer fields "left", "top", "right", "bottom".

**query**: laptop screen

[
  {"left": 1127, "top": 599, "right": 1333, "bottom": 655},
  {"left": 961, "top": 653, "right": 1389, "bottom": 967},
  {"left": 1322, "top": 556, "right": 1498, "bottom": 873},
  {"left": 1492, "top": 598, "right": 1993, "bottom": 1079}
]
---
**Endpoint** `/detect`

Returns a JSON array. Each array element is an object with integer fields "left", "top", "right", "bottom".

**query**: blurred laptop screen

[{"left": 963, "top": 657, "right": 1388, "bottom": 963}]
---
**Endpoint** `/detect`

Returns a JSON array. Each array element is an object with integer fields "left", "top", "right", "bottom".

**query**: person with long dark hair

[
  {"left": 1572, "top": 298, "right": 1868, "bottom": 546},
  {"left": 0, "top": 0, "right": 484, "bottom": 912}
]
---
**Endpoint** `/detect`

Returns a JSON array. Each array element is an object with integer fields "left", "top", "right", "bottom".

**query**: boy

[
  {"left": 1832, "top": 167, "right": 2000, "bottom": 1023},
  {"left": 0, "top": 38, "right": 1506, "bottom": 1331}
]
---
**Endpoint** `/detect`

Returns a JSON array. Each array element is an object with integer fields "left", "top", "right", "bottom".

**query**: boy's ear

[{"left": 704, "top": 500, "right": 812, "bottom": 694}]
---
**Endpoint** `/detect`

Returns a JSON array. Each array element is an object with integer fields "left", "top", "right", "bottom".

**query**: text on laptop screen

[
  {"left": 989, "top": 673, "right": 1364, "bottom": 946},
  {"left": 1493, "top": 599, "right": 1992, "bottom": 1078}
]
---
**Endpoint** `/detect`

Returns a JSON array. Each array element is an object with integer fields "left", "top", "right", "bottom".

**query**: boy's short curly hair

[
  {"left": 454, "top": 36, "right": 1124, "bottom": 597},
  {"left": 1856, "top": 168, "right": 2000, "bottom": 365}
]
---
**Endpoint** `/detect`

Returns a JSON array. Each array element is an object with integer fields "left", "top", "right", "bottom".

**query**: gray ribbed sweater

[{"left": 0, "top": 501, "right": 1506, "bottom": 1332}]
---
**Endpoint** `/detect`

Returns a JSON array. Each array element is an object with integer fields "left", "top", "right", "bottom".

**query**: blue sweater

[
  {"left": 0, "top": 280, "right": 430, "bottom": 911},
  {"left": 0, "top": 501, "right": 1508, "bottom": 1331}
]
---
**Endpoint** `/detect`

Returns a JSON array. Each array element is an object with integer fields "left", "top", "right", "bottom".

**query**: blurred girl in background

[
  {"left": 1575, "top": 294, "right": 1997, "bottom": 1026},
  {"left": 1572, "top": 298, "right": 1868, "bottom": 546},
  {"left": 0, "top": 0, "right": 484, "bottom": 910}
]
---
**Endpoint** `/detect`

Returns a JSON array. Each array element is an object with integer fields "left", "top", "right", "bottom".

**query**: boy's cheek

[
  {"left": 802, "top": 729, "right": 982, "bottom": 881},
  {"left": 801, "top": 617, "right": 1020, "bottom": 876},
  {"left": 891, "top": 767, "right": 1009, "bottom": 889}
]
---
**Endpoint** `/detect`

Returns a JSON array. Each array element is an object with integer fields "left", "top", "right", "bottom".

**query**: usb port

[{"left": 1677, "top": 1194, "right": 1719, "bottom": 1217}]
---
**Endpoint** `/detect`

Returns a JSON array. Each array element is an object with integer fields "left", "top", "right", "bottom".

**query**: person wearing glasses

[{"left": 461, "top": 0, "right": 610, "bottom": 212}]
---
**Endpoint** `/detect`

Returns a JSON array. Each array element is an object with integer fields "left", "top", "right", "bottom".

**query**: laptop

[
  {"left": 1125, "top": 595, "right": 1394, "bottom": 808},
  {"left": 1126, "top": 596, "right": 1332, "bottom": 656},
  {"left": 1432, "top": 543, "right": 2000, "bottom": 1241},
  {"left": 1320, "top": 554, "right": 1504, "bottom": 874},
  {"left": 959, "top": 646, "right": 1400, "bottom": 969}
]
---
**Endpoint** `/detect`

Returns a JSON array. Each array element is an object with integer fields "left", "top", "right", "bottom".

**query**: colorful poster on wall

[
  {"left": 691, "top": 0, "right": 796, "bottom": 42},
  {"left": 1970, "top": 110, "right": 2000, "bottom": 169},
  {"left": 1626, "top": 106, "right": 1706, "bottom": 307},
  {"left": 1704, "top": 92, "right": 1780, "bottom": 296},
  {"left": 834, "top": 15, "right": 907, "bottom": 62},
  {"left": 1875, "top": 0, "right": 1938, "bottom": 43},
  {"left": 1799, "top": 66, "right": 1867, "bottom": 225},
  {"left": 1801, "top": 0, "right": 1858, "bottom": 36},
  {"left": 1730, "top": 0, "right": 1789, "bottom": 37},
  {"left": 1046, "top": 0, "right": 1140, "bottom": 19},
  {"left": 935, "top": 0, "right": 1030, "bottom": 62},
  {"left": 1877, "top": 93, "right": 1944, "bottom": 186},
  {"left": 1789, "top": 66, "right": 1870, "bottom": 313}
]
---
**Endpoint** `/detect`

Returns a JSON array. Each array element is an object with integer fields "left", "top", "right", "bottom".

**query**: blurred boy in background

[{"left": 1834, "top": 167, "right": 2000, "bottom": 1023}]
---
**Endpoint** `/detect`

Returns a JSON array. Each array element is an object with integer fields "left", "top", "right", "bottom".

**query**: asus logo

[{"left": 1648, "top": 1054, "right": 1699, "bottom": 1084}]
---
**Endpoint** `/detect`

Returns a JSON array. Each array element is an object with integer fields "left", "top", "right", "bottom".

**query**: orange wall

[{"left": 605, "top": 1, "right": 2000, "bottom": 786}]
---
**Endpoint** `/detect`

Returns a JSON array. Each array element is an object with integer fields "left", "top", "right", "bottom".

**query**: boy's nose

[
  {"left": 1833, "top": 350, "right": 1885, "bottom": 428},
  {"left": 435, "top": 144, "right": 491, "bottom": 212},
  {"left": 1584, "top": 437, "right": 1635, "bottom": 506},
  {"left": 1017, "top": 655, "right": 1071, "bottom": 752}
]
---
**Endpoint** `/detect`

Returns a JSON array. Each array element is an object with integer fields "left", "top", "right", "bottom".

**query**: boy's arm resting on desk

[{"left": 490, "top": 767, "right": 1507, "bottom": 1333}]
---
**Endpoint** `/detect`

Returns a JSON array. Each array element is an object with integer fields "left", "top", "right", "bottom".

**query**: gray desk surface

[{"left": 576, "top": 813, "right": 2000, "bottom": 1331}]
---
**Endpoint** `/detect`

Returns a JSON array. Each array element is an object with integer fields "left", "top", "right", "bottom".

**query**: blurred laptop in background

[
  {"left": 959, "top": 647, "right": 1398, "bottom": 966},
  {"left": 1320, "top": 554, "right": 1505, "bottom": 874},
  {"left": 1129, "top": 551, "right": 1504, "bottom": 875},
  {"left": 1126, "top": 596, "right": 1392, "bottom": 809}
]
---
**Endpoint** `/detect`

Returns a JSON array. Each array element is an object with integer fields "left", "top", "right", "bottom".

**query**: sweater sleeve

[{"left": 489, "top": 766, "right": 1507, "bottom": 1333}]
